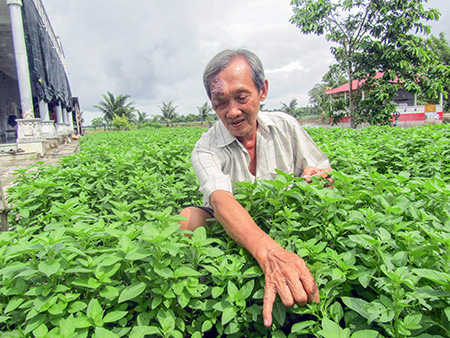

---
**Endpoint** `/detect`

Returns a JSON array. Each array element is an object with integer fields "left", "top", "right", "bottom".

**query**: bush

[
  {"left": 1, "top": 126, "right": 449, "bottom": 337},
  {"left": 112, "top": 116, "right": 133, "bottom": 131}
]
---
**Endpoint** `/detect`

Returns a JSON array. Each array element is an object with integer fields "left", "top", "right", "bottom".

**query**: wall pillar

[
  {"left": 7, "top": 0, "right": 34, "bottom": 119},
  {"left": 55, "top": 105, "right": 63, "bottom": 124},
  {"left": 39, "top": 100, "right": 49, "bottom": 121}
]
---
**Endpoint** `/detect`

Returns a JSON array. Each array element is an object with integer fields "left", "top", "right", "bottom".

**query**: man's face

[{"left": 210, "top": 57, "right": 268, "bottom": 141}]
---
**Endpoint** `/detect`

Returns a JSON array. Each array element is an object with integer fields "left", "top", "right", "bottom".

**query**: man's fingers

[
  {"left": 296, "top": 261, "right": 320, "bottom": 304},
  {"left": 263, "top": 285, "right": 276, "bottom": 327},
  {"left": 286, "top": 277, "right": 308, "bottom": 306}
]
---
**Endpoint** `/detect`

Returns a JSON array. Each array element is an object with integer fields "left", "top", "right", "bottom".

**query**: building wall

[
  {"left": 392, "top": 89, "right": 415, "bottom": 106},
  {"left": 0, "top": 72, "right": 20, "bottom": 143}
]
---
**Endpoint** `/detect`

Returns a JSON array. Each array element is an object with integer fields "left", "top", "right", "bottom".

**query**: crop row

[{"left": 0, "top": 124, "right": 449, "bottom": 337}]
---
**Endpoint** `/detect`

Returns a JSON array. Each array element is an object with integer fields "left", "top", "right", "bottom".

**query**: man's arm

[{"left": 209, "top": 190, "right": 320, "bottom": 327}]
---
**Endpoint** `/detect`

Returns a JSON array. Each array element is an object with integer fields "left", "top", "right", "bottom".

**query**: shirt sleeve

[{"left": 191, "top": 137, "right": 233, "bottom": 206}]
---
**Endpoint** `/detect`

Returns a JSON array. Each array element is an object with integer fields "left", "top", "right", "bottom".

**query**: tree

[
  {"left": 290, "top": 0, "right": 449, "bottom": 128},
  {"left": 428, "top": 32, "right": 450, "bottom": 112},
  {"left": 136, "top": 110, "right": 149, "bottom": 125},
  {"left": 280, "top": 98, "right": 301, "bottom": 117},
  {"left": 308, "top": 65, "right": 348, "bottom": 122},
  {"left": 94, "top": 92, "right": 136, "bottom": 124},
  {"left": 158, "top": 101, "right": 178, "bottom": 127},
  {"left": 91, "top": 117, "right": 105, "bottom": 130},
  {"left": 197, "top": 102, "right": 212, "bottom": 125}
]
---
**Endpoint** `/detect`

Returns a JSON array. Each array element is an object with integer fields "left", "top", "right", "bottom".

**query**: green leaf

[
  {"left": 119, "top": 282, "right": 147, "bottom": 303},
  {"left": 173, "top": 266, "right": 202, "bottom": 278},
  {"left": 242, "top": 265, "right": 263, "bottom": 278},
  {"left": 87, "top": 299, "right": 104, "bottom": 325},
  {"left": 222, "top": 306, "right": 238, "bottom": 326},
  {"left": 228, "top": 281, "right": 239, "bottom": 299},
  {"left": 5, "top": 296, "right": 25, "bottom": 313},
  {"left": 342, "top": 297, "right": 371, "bottom": 320},
  {"left": 318, "top": 318, "right": 350, "bottom": 338},
  {"left": 68, "top": 301, "right": 87, "bottom": 314},
  {"left": 202, "top": 320, "right": 213, "bottom": 332},
  {"left": 103, "top": 310, "right": 128, "bottom": 323},
  {"left": 157, "top": 308, "right": 175, "bottom": 333},
  {"left": 100, "top": 286, "right": 120, "bottom": 301},
  {"left": 236, "top": 280, "right": 254, "bottom": 301},
  {"left": 0, "top": 315, "right": 11, "bottom": 323},
  {"left": 272, "top": 301, "right": 286, "bottom": 326},
  {"left": 291, "top": 320, "right": 316, "bottom": 333},
  {"left": 94, "top": 326, "right": 120, "bottom": 338},
  {"left": 403, "top": 312, "right": 422, "bottom": 330},
  {"left": 350, "top": 330, "right": 380, "bottom": 338},
  {"left": 212, "top": 286, "right": 224, "bottom": 298},
  {"left": 32, "top": 323, "right": 48, "bottom": 338},
  {"left": 38, "top": 260, "right": 60, "bottom": 277},
  {"left": 125, "top": 247, "right": 152, "bottom": 261},
  {"left": 129, "top": 326, "right": 161, "bottom": 337},
  {"left": 413, "top": 269, "right": 450, "bottom": 288}
]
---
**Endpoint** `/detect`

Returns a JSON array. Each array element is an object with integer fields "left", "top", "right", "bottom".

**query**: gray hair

[{"left": 203, "top": 49, "right": 265, "bottom": 99}]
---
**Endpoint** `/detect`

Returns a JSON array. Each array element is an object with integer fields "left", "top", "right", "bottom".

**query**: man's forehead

[{"left": 210, "top": 75, "right": 225, "bottom": 97}]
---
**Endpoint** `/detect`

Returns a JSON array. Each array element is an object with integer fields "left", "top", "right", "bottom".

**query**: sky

[{"left": 42, "top": 0, "right": 450, "bottom": 125}]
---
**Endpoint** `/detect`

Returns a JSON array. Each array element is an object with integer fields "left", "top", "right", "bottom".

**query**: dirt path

[{"left": 0, "top": 140, "right": 80, "bottom": 193}]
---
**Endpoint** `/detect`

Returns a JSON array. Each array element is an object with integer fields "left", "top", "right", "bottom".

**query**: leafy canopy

[
  {"left": 290, "top": 0, "right": 450, "bottom": 127},
  {"left": 94, "top": 92, "right": 136, "bottom": 123}
]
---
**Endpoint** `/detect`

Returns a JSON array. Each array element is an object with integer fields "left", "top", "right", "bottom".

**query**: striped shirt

[{"left": 191, "top": 111, "right": 330, "bottom": 206}]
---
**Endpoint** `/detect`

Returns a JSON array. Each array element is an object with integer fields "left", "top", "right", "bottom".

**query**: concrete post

[
  {"left": 68, "top": 110, "right": 74, "bottom": 133},
  {"left": 55, "top": 105, "right": 63, "bottom": 124},
  {"left": 39, "top": 100, "right": 49, "bottom": 121},
  {"left": 7, "top": 0, "right": 34, "bottom": 119}
]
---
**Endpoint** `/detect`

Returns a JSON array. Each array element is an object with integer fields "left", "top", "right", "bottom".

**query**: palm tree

[
  {"left": 280, "top": 98, "right": 300, "bottom": 117},
  {"left": 136, "top": 110, "right": 148, "bottom": 125},
  {"left": 158, "top": 101, "right": 178, "bottom": 127},
  {"left": 94, "top": 92, "right": 136, "bottom": 124},
  {"left": 197, "top": 102, "right": 212, "bottom": 125}
]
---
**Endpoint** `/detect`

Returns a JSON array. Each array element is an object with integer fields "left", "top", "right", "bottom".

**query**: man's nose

[{"left": 227, "top": 101, "right": 241, "bottom": 118}]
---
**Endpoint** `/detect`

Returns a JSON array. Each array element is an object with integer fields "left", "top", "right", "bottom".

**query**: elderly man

[{"left": 179, "top": 49, "right": 331, "bottom": 327}]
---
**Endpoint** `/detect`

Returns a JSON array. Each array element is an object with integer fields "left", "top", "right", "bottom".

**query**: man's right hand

[{"left": 256, "top": 243, "right": 320, "bottom": 327}]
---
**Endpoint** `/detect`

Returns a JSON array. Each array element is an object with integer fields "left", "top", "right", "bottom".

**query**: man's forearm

[{"left": 209, "top": 190, "right": 279, "bottom": 263}]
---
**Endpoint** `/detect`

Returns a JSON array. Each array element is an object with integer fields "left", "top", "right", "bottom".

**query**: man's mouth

[{"left": 229, "top": 119, "right": 244, "bottom": 128}]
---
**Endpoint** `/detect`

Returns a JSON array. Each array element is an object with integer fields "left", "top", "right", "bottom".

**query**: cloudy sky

[{"left": 42, "top": 0, "right": 450, "bottom": 124}]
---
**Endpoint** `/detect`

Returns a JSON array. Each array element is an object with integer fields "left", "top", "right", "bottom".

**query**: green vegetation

[
  {"left": 290, "top": 0, "right": 450, "bottom": 128},
  {"left": 1, "top": 125, "right": 449, "bottom": 337}
]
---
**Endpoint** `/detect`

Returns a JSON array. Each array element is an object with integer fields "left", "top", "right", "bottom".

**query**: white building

[{"left": 0, "top": 0, "right": 81, "bottom": 156}]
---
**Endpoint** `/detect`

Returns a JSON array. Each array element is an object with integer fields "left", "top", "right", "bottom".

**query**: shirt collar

[{"left": 215, "top": 111, "right": 275, "bottom": 148}]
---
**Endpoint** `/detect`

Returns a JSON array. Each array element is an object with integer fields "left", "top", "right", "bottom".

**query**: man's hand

[
  {"left": 258, "top": 246, "right": 320, "bottom": 327},
  {"left": 302, "top": 166, "right": 333, "bottom": 186}
]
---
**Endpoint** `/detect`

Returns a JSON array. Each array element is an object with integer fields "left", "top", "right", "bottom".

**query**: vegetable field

[{"left": 1, "top": 125, "right": 449, "bottom": 337}]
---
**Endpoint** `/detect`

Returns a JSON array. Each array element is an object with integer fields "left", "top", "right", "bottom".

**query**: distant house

[
  {"left": 0, "top": 0, "right": 80, "bottom": 155},
  {"left": 324, "top": 72, "right": 444, "bottom": 126}
]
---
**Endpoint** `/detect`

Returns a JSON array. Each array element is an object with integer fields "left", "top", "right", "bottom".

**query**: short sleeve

[{"left": 191, "top": 138, "right": 233, "bottom": 206}]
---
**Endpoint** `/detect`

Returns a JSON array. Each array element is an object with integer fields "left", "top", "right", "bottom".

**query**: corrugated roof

[{"left": 324, "top": 72, "right": 399, "bottom": 95}]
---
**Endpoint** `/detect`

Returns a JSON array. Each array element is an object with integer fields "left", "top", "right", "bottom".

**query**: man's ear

[{"left": 260, "top": 79, "right": 269, "bottom": 101}]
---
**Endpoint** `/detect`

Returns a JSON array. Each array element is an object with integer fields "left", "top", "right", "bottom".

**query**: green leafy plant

[{"left": 1, "top": 125, "right": 449, "bottom": 337}]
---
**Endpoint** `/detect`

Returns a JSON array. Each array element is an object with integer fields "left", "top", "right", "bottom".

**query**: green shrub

[{"left": 1, "top": 125, "right": 449, "bottom": 337}]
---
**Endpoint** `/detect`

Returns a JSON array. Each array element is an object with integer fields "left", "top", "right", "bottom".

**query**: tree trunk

[
  {"left": 0, "top": 181, "right": 9, "bottom": 232},
  {"left": 348, "top": 62, "right": 357, "bottom": 129}
]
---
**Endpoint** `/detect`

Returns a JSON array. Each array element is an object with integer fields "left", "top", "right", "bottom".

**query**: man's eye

[
  {"left": 214, "top": 102, "right": 226, "bottom": 110},
  {"left": 237, "top": 95, "right": 248, "bottom": 102}
]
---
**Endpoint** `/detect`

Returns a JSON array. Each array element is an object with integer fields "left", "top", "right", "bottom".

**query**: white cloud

[{"left": 42, "top": 0, "right": 450, "bottom": 124}]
